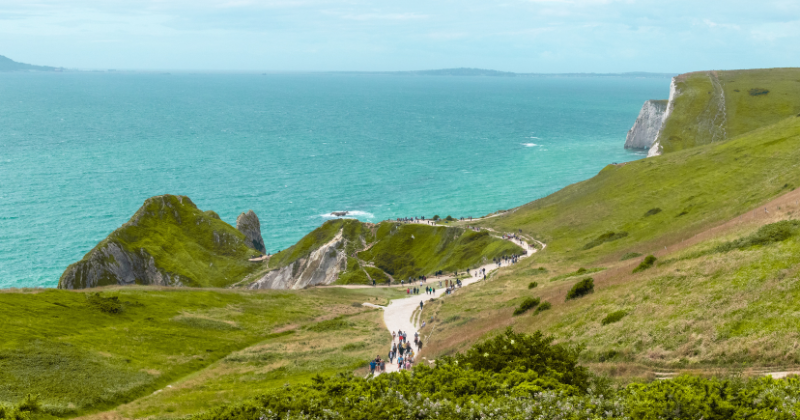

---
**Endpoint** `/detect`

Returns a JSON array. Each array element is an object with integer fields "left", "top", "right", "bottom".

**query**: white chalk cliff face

[
  {"left": 625, "top": 100, "right": 668, "bottom": 150},
  {"left": 248, "top": 231, "right": 347, "bottom": 290},
  {"left": 648, "top": 78, "right": 678, "bottom": 157}
]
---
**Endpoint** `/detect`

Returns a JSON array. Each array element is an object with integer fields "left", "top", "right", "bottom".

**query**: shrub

[
  {"left": 632, "top": 255, "right": 657, "bottom": 273},
  {"left": 86, "top": 293, "right": 123, "bottom": 314},
  {"left": 535, "top": 301, "right": 552, "bottom": 313},
  {"left": 644, "top": 208, "right": 662, "bottom": 217},
  {"left": 453, "top": 328, "right": 589, "bottom": 389},
  {"left": 601, "top": 310, "right": 627, "bottom": 325},
  {"left": 582, "top": 231, "right": 628, "bottom": 250},
  {"left": 445, "top": 215, "right": 455, "bottom": 221},
  {"left": 598, "top": 349, "right": 618, "bottom": 362},
  {"left": 528, "top": 281, "right": 538, "bottom": 289},
  {"left": 513, "top": 297, "right": 541, "bottom": 316},
  {"left": 714, "top": 220, "right": 800, "bottom": 253},
  {"left": 620, "top": 252, "right": 642, "bottom": 260},
  {"left": 566, "top": 278, "right": 594, "bottom": 300},
  {"left": 749, "top": 88, "right": 770, "bottom": 96},
  {"left": 16, "top": 394, "right": 41, "bottom": 413},
  {"left": 432, "top": 215, "right": 440, "bottom": 220}
]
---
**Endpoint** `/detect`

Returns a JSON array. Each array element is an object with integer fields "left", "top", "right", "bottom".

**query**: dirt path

[{"left": 370, "top": 234, "right": 540, "bottom": 373}]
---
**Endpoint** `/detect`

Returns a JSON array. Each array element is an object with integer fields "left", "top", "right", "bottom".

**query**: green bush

[
  {"left": 432, "top": 215, "right": 440, "bottom": 220},
  {"left": 644, "top": 208, "right": 662, "bottom": 217},
  {"left": 190, "top": 331, "right": 800, "bottom": 420},
  {"left": 632, "top": 255, "right": 657, "bottom": 273},
  {"left": 86, "top": 293, "right": 124, "bottom": 314},
  {"left": 714, "top": 220, "right": 800, "bottom": 253},
  {"left": 535, "top": 301, "right": 552, "bottom": 313},
  {"left": 445, "top": 215, "right": 455, "bottom": 221},
  {"left": 582, "top": 231, "right": 628, "bottom": 250},
  {"left": 513, "top": 297, "right": 540, "bottom": 316},
  {"left": 620, "top": 252, "right": 642, "bottom": 260},
  {"left": 601, "top": 310, "right": 627, "bottom": 325},
  {"left": 566, "top": 278, "right": 594, "bottom": 300},
  {"left": 528, "top": 281, "right": 538, "bottom": 289}
]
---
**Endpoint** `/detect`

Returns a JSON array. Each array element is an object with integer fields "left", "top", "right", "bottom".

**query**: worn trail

[{"left": 366, "top": 233, "right": 542, "bottom": 373}]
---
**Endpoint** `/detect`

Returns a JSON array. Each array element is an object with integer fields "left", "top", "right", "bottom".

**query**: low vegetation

[
  {"left": 632, "top": 255, "right": 657, "bottom": 273},
  {"left": 0, "top": 286, "right": 401, "bottom": 418},
  {"left": 527, "top": 281, "right": 538, "bottom": 289},
  {"left": 566, "top": 278, "right": 594, "bottom": 300},
  {"left": 582, "top": 231, "right": 628, "bottom": 250},
  {"left": 620, "top": 252, "right": 641, "bottom": 260},
  {"left": 189, "top": 330, "right": 800, "bottom": 420},
  {"left": 512, "top": 297, "right": 540, "bottom": 315},
  {"left": 601, "top": 310, "right": 627, "bottom": 325}
]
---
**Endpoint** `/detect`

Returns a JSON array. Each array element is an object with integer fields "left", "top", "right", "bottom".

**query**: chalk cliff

[{"left": 624, "top": 100, "right": 668, "bottom": 150}]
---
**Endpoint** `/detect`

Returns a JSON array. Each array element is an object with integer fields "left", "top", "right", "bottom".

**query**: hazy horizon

[{"left": 0, "top": 1, "right": 797, "bottom": 73}]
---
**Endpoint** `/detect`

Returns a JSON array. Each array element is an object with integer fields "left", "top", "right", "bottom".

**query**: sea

[{"left": 0, "top": 72, "right": 669, "bottom": 288}]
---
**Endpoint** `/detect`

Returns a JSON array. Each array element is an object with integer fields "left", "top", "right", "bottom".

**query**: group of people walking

[{"left": 388, "top": 330, "right": 420, "bottom": 371}]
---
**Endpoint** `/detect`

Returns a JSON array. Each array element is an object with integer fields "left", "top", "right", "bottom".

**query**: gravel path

[{"left": 370, "top": 234, "right": 542, "bottom": 373}]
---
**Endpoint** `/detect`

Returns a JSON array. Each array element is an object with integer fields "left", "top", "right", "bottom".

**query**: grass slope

[
  {"left": 0, "top": 286, "right": 401, "bottom": 418},
  {"left": 421, "top": 115, "right": 800, "bottom": 376},
  {"left": 359, "top": 223, "right": 522, "bottom": 281},
  {"left": 60, "top": 195, "right": 260, "bottom": 289},
  {"left": 267, "top": 219, "right": 522, "bottom": 285},
  {"left": 659, "top": 68, "right": 800, "bottom": 153},
  {"left": 480, "top": 114, "right": 800, "bottom": 263}
]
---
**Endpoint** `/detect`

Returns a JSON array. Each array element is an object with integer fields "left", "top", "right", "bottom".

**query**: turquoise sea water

[{"left": 0, "top": 73, "right": 669, "bottom": 288}]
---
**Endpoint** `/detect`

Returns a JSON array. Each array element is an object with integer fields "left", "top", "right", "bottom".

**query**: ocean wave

[
  {"left": 521, "top": 143, "right": 538, "bottom": 147},
  {"left": 321, "top": 210, "right": 375, "bottom": 219},
  {"left": 526, "top": 136, "right": 540, "bottom": 139}
]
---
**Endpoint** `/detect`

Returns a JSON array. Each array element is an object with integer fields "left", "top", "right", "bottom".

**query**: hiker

[
  {"left": 369, "top": 359, "right": 376, "bottom": 375},
  {"left": 380, "top": 359, "right": 386, "bottom": 372},
  {"left": 388, "top": 349, "right": 394, "bottom": 363},
  {"left": 420, "top": 301, "right": 423, "bottom": 310},
  {"left": 392, "top": 331, "right": 396, "bottom": 341}
]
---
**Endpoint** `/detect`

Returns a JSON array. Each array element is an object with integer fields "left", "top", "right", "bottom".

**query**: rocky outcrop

[
  {"left": 249, "top": 231, "right": 346, "bottom": 290},
  {"left": 59, "top": 242, "right": 184, "bottom": 289},
  {"left": 236, "top": 210, "right": 266, "bottom": 253},
  {"left": 59, "top": 195, "right": 259, "bottom": 289},
  {"left": 625, "top": 100, "right": 668, "bottom": 150}
]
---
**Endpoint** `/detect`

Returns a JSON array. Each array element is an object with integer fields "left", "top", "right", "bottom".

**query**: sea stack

[
  {"left": 236, "top": 210, "right": 266, "bottom": 253},
  {"left": 624, "top": 100, "right": 668, "bottom": 150}
]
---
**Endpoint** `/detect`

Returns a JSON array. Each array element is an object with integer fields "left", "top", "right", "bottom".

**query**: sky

[{"left": 0, "top": 0, "right": 798, "bottom": 73}]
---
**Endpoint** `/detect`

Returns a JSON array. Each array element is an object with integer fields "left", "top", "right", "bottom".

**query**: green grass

[
  {"left": 358, "top": 223, "right": 523, "bottom": 280},
  {"left": 479, "top": 114, "right": 800, "bottom": 264},
  {"left": 549, "top": 267, "right": 604, "bottom": 282},
  {"left": 659, "top": 68, "right": 800, "bottom": 153},
  {"left": 0, "top": 286, "right": 401, "bottom": 418},
  {"left": 59, "top": 195, "right": 260, "bottom": 289}
]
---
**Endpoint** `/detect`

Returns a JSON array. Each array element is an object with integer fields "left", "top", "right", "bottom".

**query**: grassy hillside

[
  {"left": 0, "top": 286, "right": 401, "bottom": 418},
  {"left": 420, "top": 114, "right": 800, "bottom": 376},
  {"left": 265, "top": 219, "right": 522, "bottom": 285},
  {"left": 359, "top": 223, "right": 522, "bottom": 280},
  {"left": 60, "top": 195, "right": 260, "bottom": 289},
  {"left": 477, "top": 114, "right": 800, "bottom": 265},
  {"left": 659, "top": 68, "right": 800, "bottom": 153}
]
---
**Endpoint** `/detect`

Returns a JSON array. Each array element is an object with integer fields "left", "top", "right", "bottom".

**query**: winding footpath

[{"left": 364, "top": 233, "right": 542, "bottom": 373}]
